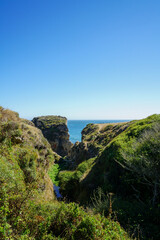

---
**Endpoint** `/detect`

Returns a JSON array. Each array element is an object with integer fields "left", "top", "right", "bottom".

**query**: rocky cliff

[
  {"left": 32, "top": 115, "right": 73, "bottom": 157},
  {"left": 67, "top": 121, "right": 129, "bottom": 167},
  {"left": 0, "top": 107, "right": 131, "bottom": 240},
  {"left": 58, "top": 115, "right": 160, "bottom": 239},
  {"left": 59, "top": 115, "right": 160, "bottom": 204}
]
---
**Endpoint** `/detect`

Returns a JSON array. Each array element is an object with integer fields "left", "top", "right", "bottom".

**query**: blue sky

[{"left": 0, "top": 0, "right": 160, "bottom": 120}]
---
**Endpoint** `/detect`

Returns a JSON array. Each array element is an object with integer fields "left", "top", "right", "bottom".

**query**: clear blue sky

[{"left": 0, "top": 0, "right": 160, "bottom": 120}]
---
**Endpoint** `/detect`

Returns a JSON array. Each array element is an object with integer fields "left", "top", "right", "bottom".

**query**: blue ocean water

[{"left": 68, "top": 120, "right": 129, "bottom": 143}]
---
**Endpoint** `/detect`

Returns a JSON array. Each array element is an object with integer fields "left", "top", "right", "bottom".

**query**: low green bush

[{"left": 48, "top": 202, "right": 130, "bottom": 240}]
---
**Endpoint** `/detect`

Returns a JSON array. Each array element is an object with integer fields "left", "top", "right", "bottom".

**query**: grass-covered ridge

[
  {"left": 67, "top": 121, "right": 131, "bottom": 169},
  {"left": 82, "top": 121, "right": 130, "bottom": 148},
  {"left": 60, "top": 114, "right": 160, "bottom": 202}
]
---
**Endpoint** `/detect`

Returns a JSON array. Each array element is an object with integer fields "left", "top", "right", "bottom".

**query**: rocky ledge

[{"left": 32, "top": 115, "right": 73, "bottom": 157}]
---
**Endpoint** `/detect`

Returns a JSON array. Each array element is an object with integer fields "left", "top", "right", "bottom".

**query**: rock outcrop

[
  {"left": 32, "top": 115, "right": 73, "bottom": 157},
  {"left": 67, "top": 141, "right": 88, "bottom": 166},
  {"left": 67, "top": 122, "right": 129, "bottom": 168}
]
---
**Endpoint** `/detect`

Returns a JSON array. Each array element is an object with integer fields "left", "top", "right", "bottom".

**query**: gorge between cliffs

[{"left": 0, "top": 107, "right": 160, "bottom": 240}]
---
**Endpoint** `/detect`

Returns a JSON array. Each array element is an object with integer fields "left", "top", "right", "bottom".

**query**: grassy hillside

[
  {"left": 82, "top": 121, "right": 130, "bottom": 147},
  {"left": 84, "top": 115, "right": 160, "bottom": 200},
  {"left": 58, "top": 114, "right": 160, "bottom": 239},
  {"left": 0, "top": 107, "right": 56, "bottom": 199},
  {"left": 59, "top": 114, "right": 160, "bottom": 201},
  {"left": 67, "top": 121, "right": 131, "bottom": 168}
]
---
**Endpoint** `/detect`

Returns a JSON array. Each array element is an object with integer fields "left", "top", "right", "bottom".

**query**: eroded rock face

[
  {"left": 67, "top": 122, "right": 130, "bottom": 168},
  {"left": 67, "top": 141, "right": 88, "bottom": 166},
  {"left": 32, "top": 115, "right": 73, "bottom": 157}
]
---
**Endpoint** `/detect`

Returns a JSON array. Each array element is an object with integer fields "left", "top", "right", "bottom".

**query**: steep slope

[
  {"left": 59, "top": 115, "right": 160, "bottom": 203},
  {"left": 67, "top": 121, "right": 130, "bottom": 167},
  {"left": 58, "top": 115, "right": 160, "bottom": 239},
  {"left": 0, "top": 107, "right": 130, "bottom": 240},
  {"left": 79, "top": 115, "right": 160, "bottom": 202},
  {"left": 0, "top": 107, "right": 57, "bottom": 201},
  {"left": 0, "top": 107, "right": 57, "bottom": 239}
]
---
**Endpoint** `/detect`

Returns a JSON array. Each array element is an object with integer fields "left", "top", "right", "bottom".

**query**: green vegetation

[
  {"left": 32, "top": 115, "right": 67, "bottom": 129},
  {"left": 48, "top": 163, "right": 60, "bottom": 186},
  {"left": 120, "top": 122, "right": 160, "bottom": 206},
  {"left": 65, "top": 114, "right": 160, "bottom": 203},
  {"left": 90, "top": 188, "right": 160, "bottom": 240},
  {"left": 82, "top": 122, "right": 130, "bottom": 147},
  {"left": 47, "top": 202, "right": 130, "bottom": 240},
  {"left": 58, "top": 158, "right": 96, "bottom": 199},
  {"left": 82, "top": 123, "right": 99, "bottom": 142},
  {"left": 58, "top": 114, "right": 160, "bottom": 239},
  {"left": 0, "top": 107, "right": 130, "bottom": 239},
  {"left": 0, "top": 194, "right": 130, "bottom": 240},
  {"left": 1, "top": 106, "right": 159, "bottom": 239}
]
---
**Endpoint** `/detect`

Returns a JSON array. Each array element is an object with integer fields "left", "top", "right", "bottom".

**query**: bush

[{"left": 48, "top": 202, "right": 130, "bottom": 240}]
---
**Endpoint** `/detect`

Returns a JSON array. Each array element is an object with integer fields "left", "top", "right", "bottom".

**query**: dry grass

[
  {"left": 95, "top": 122, "right": 128, "bottom": 132},
  {"left": 0, "top": 107, "right": 19, "bottom": 122}
]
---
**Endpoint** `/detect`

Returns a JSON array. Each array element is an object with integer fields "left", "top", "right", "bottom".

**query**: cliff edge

[{"left": 32, "top": 115, "right": 72, "bottom": 157}]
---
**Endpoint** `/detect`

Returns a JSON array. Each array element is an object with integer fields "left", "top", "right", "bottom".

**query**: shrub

[{"left": 48, "top": 202, "right": 130, "bottom": 240}]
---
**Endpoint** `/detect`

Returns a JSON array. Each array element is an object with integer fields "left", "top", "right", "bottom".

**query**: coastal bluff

[
  {"left": 32, "top": 115, "right": 72, "bottom": 157},
  {"left": 68, "top": 121, "right": 129, "bottom": 166}
]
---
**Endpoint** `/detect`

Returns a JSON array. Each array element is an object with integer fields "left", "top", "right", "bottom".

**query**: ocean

[{"left": 67, "top": 120, "right": 129, "bottom": 143}]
